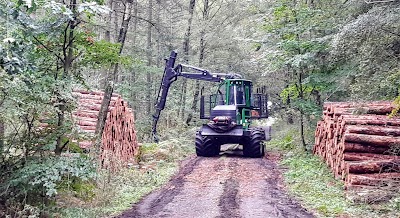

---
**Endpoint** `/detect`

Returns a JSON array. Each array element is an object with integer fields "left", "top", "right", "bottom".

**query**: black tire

[
  {"left": 195, "top": 133, "right": 220, "bottom": 157},
  {"left": 243, "top": 130, "right": 265, "bottom": 158}
]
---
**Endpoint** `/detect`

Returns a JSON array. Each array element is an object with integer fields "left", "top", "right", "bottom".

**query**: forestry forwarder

[{"left": 152, "top": 51, "right": 271, "bottom": 158}]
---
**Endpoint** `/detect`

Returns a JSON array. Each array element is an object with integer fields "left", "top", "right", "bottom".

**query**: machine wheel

[
  {"left": 243, "top": 130, "right": 264, "bottom": 158},
  {"left": 195, "top": 133, "right": 220, "bottom": 157}
]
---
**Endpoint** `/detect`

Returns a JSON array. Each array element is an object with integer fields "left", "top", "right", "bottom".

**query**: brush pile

[
  {"left": 72, "top": 90, "right": 139, "bottom": 169},
  {"left": 314, "top": 101, "right": 400, "bottom": 189}
]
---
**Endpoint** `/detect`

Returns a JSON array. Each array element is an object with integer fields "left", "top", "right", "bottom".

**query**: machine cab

[
  {"left": 228, "top": 79, "right": 251, "bottom": 106},
  {"left": 200, "top": 79, "right": 268, "bottom": 120},
  {"left": 215, "top": 79, "right": 251, "bottom": 106}
]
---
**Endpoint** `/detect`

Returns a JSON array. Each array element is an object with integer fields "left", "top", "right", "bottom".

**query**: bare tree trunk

[
  {"left": 55, "top": 0, "right": 77, "bottom": 155},
  {"left": 114, "top": 1, "right": 119, "bottom": 42},
  {"left": 55, "top": 103, "right": 66, "bottom": 155},
  {"left": 0, "top": 120, "right": 4, "bottom": 152},
  {"left": 132, "top": 0, "right": 138, "bottom": 45},
  {"left": 312, "top": 89, "right": 322, "bottom": 106},
  {"left": 146, "top": 0, "right": 153, "bottom": 115},
  {"left": 96, "top": 1, "right": 133, "bottom": 142},
  {"left": 156, "top": 0, "right": 162, "bottom": 67},
  {"left": 179, "top": 0, "right": 197, "bottom": 120},
  {"left": 182, "top": 0, "right": 196, "bottom": 65},
  {"left": 179, "top": 81, "right": 188, "bottom": 119},
  {"left": 293, "top": 2, "right": 307, "bottom": 151},
  {"left": 187, "top": 0, "right": 210, "bottom": 125},
  {"left": 298, "top": 68, "right": 307, "bottom": 151},
  {"left": 102, "top": 0, "right": 114, "bottom": 89},
  {"left": 105, "top": 0, "right": 113, "bottom": 42},
  {"left": 131, "top": 0, "right": 138, "bottom": 119}
]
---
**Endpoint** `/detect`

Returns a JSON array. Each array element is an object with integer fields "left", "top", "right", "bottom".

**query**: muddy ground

[{"left": 117, "top": 150, "right": 314, "bottom": 218}]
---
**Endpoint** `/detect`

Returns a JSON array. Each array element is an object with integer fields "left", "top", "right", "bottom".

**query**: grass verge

[{"left": 59, "top": 137, "right": 195, "bottom": 218}]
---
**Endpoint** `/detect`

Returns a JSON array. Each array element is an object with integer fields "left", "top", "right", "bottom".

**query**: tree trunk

[
  {"left": 284, "top": 78, "right": 294, "bottom": 124},
  {"left": 298, "top": 68, "right": 306, "bottom": 150},
  {"left": 55, "top": 0, "right": 77, "bottom": 155},
  {"left": 179, "top": 81, "right": 187, "bottom": 119},
  {"left": 187, "top": 0, "right": 211, "bottom": 126},
  {"left": 132, "top": 0, "right": 138, "bottom": 45},
  {"left": 104, "top": 0, "right": 113, "bottom": 42},
  {"left": 96, "top": 0, "right": 133, "bottom": 142},
  {"left": 300, "top": 112, "right": 306, "bottom": 150},
  {"left": 114, "top": 1, "right": 119, "bottom": 42},
  {"left": 146, "top": 0, "right": 153, "bottom": 115},
  {"left": 179, "top": 0, "right": 197, "bottom": 120},
  {"left": 55, "top": 103, "right": 66, "bottom": 155},
  {"left": 102, "top": 0, "right": 114, "bottom": 89},
  {"left": 312, "top": 89, "right": 321, "bottom": 106},
  {"left": 156, "top": 0, "right": 162, "bottom": 67},
  {"left": 182, "top": 0, "right": 196, "bottom": 64},
  {"left": 0, "top": 120, "right": 4, "bottom": 152},
  {"left": 130, "top": 0, "right": 138, "bottom": 119},
  {"left": 96, "top": 85, "right": 113, "bottom": 136}
]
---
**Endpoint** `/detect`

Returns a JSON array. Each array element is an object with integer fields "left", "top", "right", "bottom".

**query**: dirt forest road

[{"left": 117, "top": 153, "right": 314, "bottom": 218}]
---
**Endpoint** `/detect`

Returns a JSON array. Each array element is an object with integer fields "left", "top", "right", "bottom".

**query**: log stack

[
  {"left": 72, "top": 90, "right": 139, "bottom": 169},
  {"left": 314, "top": 101, "right": 400, "bottom": 189}
]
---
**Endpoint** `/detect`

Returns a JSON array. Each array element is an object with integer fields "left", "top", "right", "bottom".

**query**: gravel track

[{"left": 116, "top": 153, "right": 314, "bottom": 218}]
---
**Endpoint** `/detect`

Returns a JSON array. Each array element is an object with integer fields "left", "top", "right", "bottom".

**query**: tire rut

[
  {"left": 117, "top": 156, "right": 201, "bottom": 218},
  {"left": 241, "top": 157, "right": 312, "bottom": 218},
  {"left": 217, "top": 158, "right": 241, "bottom": 218},
  {"left": 217, "top": 178, "right": 240, "bottom": 218},
  {"left": 116, "top": 154, "right": 314, "bottom": 218}
]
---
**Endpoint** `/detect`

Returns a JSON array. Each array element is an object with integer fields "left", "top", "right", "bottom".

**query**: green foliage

[
  {"left": 1, "top": 2, "right": 113, "bottom": 211},
  {"left": 269, "top": 131, "right": 296, "bottom": 150},
  {"left": 81, "top": 39, "right": 130, "bottom": 68},
  {"left": 6, "top": 155, "right": 97, "bottom": 197},
  {"left": 263, "top": 0, "right": 400, "bottom": 119},
  {"left": 263, "top": 0, "right": 331, "bottom": 133},
  {"left": 281, "top": 84, "right": 314, "bottom": 102},
  {"left": 328, "top": 5, "right": 400, "bottom": 100}
]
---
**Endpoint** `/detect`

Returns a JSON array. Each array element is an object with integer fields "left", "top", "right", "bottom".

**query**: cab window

[
  {"left": 216, "top": 85, "right": 225, "bottom": 105},
  {"left": 236, "top": 85, "right": 245, "bottom": 105},
  {"left": 228, "top": 84, "right": 245, "bottom": 105}
]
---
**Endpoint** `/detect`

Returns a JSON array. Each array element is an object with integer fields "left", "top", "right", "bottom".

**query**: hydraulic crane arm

[{"left": 151, "top": 51, "right": 241, "bottom": 142}]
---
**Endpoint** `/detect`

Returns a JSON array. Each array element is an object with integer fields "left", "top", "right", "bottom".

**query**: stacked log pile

[
  {"left": 314, "top": 101, "right": 400, "bottom": 189},
  {"left": 72, "top": 90, "right": 139, "bottom": 169}
]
